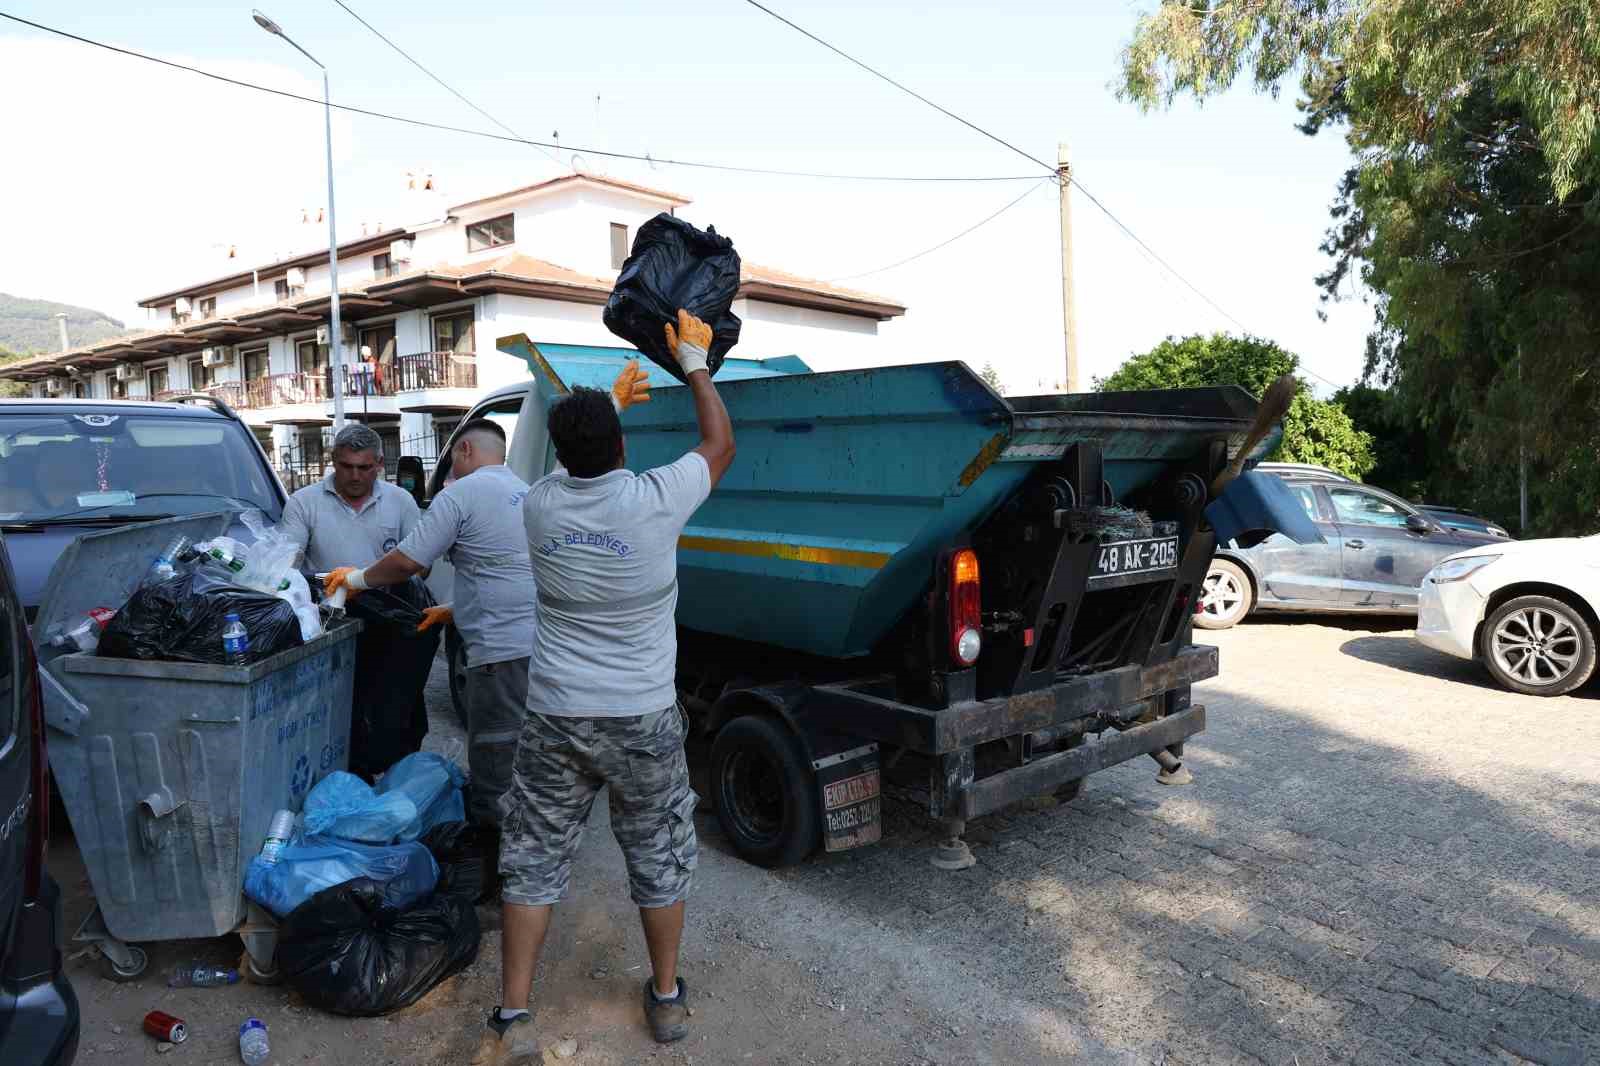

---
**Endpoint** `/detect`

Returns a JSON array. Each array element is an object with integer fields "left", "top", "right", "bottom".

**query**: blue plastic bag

[
  {"left": 376, "top": 753, "right": 466, "bottom": 841},
  {"left": 244, "top": 836, "right": 439, "bottom": 919},
  {"left": 303, "top": 771, "right": 418, "bottom": 844}
]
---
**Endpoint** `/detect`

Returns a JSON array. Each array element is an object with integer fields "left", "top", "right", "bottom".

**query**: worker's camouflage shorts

[{"left": 498, "top": 706, "right": 699, "bottom": 909}]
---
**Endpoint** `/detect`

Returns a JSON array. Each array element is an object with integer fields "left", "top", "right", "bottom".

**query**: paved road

[{"left": 60, "top": 617, "right": 1600, "bottom": 1064}]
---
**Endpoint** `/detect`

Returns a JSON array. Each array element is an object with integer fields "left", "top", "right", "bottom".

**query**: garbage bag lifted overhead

[{"left": 603, "top": 212, "right": 742, "bottom": 382}]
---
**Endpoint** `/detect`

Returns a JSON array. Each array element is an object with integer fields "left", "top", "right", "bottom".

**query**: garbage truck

[{"left": 405, "top": 337, "right": 1306, "bottom": 869}]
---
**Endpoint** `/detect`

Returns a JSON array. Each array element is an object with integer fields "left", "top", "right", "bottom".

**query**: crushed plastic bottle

[
  {"left": 46, "top": 607, "right": 116, "bottom": 653},
  {"left": 148, "top": 535, "right": 191, "bottom": 583},
  {"left": 168, "top": 965, "right": 240, "bottom": 988},
  {"left": 222, "top": 613, "right": 250, "bottom": 666},
  {"left": 239, "top": 1018, "right": 269, "bottom": 1066},
  {"left": 259, "top": 810, "right": 294, "bottom": 866}
]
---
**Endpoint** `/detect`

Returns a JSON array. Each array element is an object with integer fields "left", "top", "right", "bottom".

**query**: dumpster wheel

[
  {"left": 100, "top": 943, "right": 148, "bottom": 983},
  {"left": 239, "top": 947, "right": 284, "bottom": 986}
]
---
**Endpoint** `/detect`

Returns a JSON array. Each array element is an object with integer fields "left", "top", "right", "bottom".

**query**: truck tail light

[
  {"left": 23, "top": 641, "right": 48, "bottom": 901},
  {"left": 949, "top": 549, "right": 982, "bottom": 666}
]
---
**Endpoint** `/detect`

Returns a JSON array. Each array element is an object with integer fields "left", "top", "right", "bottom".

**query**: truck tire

[
  {"left": 446, "top": 626, "right": 469, "bottom": 731},
  {"left": 710, "top": 715, "right": 821, "bottom": 869},
  {"left": 1196, "top": 559, "right": 1253, "bottom": 630},
  {"left": 1479, "top": 594, "right": 1597, "bottom": 697}
]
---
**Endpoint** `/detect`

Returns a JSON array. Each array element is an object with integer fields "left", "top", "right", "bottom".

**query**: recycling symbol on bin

[{"left": 290, "top": 753, "right": 311, "bottom": 796}]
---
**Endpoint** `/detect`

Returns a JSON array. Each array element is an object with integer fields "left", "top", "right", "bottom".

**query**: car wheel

[
  {"left": 710, "top": 715, "right": 820, "bottom": 869},
  {"left": 446, "top": 626, "right": 469, "bottom": 731},
  {"left": 1196, "top": 560, "right": 1253, "bottom": 630},
  {"left": 1480, "top": 595, "right": 1597, "bottom": 697}
]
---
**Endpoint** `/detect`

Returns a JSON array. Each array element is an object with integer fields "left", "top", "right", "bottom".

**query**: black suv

[
  {"left": 0, "top": 532, "right": 78, "bottom": 1065},
  {"left": 0, "top": 398, "right": 287, "bottom": 617}
]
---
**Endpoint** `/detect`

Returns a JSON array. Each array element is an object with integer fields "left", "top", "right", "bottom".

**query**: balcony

[
  {"left": 396, "top": 351, "right": 477, "bottom": 392},
  {"left": 244, "top": 371, "right": 332, "bottom": 409}
]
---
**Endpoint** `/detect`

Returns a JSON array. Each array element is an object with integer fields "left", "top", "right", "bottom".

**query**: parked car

[
  {"left": 0, "top": 397, "right": 287, "bottom": 617},
  {"left": 1416, "top": 535, "right": 1600, "bottom": 696},
  {"left": 0, "top": 532, "right": 80, "bottom": 1066},
  {"left": 1419, "top": 504, "right": 1511, "bottom": 540},
  {"left": 1251, "top": 462, "right": 1353, "bottom": 483},
  {"left": 1198, "top": 473, "right": 1503, "bottom": 629}
]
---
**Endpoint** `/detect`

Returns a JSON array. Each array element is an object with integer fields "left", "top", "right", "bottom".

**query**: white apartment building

[{"left": 3, "top": 173, "right": 904, "bottom": 484}]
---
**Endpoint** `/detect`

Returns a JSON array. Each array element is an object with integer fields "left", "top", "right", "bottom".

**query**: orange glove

[
  {"left": 323, "top": 566, "right": 367, "bottom": 599},
  {"left": 416, "top": 605, "right": 453, "bottom": 633},
  {"left": 663, "top": 310, "right": 712, "bottom": 375},
  {"left": 610, "top": 359, "right": 652, "bottom": 413}
]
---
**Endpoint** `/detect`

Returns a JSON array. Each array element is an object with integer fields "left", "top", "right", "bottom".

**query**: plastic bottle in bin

[
  {"left": 259, "top": 810, "right": 294, "bottom": 865},
  {"left": 46, "top": 607, "right": 116, "bottom": 653},
  {"left": 147, "top": 535, "right": 191, "bottom": 582},
  {"left": 222, "top": 613, "right": 251, "bottom": 665},
  {"left": 168, "top": 965, "right": 240, "bottom": 988},
  {"left": 239, "top": 1018, "right": 270, "bottom": 1066}
]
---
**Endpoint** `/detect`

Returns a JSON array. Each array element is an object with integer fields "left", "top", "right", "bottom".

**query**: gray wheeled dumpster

[{"left": 35, "top": 513, "right": 359, "bottom": 981}]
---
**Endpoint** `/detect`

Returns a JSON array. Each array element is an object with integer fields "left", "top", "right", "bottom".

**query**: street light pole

[{"left": 253, "top": 10, "right": 346, "bottom": 430}]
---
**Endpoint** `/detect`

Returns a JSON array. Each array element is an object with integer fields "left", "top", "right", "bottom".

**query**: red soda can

[{"left": 143, "top": 1010, "right": 188, "bottom": 1044}]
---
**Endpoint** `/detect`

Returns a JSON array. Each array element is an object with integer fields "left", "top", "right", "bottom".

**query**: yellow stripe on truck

[{"left": 678, "top": 535, "right": 891, "bottom": 570}]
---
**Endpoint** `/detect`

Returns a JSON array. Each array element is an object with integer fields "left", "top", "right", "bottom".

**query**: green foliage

[
  {"left": 0, "top": 292, "right": 128, "bottom": 355},
  {"left": 1118, "top": 0, "right": 1600, "bottom": 534},
  {"left": 978, "top": 362, "right": 1003, "bottom": 392},
  {"left": 0, "top": 346, "right": 28, "bottom": 399},
  {"left": 1098, "top": 332, "right": 1375, "bottom": 480}
]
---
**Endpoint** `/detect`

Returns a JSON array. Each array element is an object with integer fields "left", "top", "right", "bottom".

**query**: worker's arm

[
  {"left": 665, "top": 310, "right": 735, "bottom": 486},
  {"left": 323, "top": 553, "right": 452, "bottom": 632}
]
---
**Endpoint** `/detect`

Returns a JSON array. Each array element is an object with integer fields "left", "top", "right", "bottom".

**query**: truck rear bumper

[{"left": 960, "top": 704, "right": 1204, "bottom": 819}]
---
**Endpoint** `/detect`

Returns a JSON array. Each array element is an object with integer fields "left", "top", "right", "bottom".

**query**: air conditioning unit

[
  {"left": 116, "top": 362, "right": 144, "bottom": 381},
  {"left": 389, "top": 239, "right": 414, "bottom": 263},
  {"left": 44, "top": 377, "right": 64, "bottom": 396},
  {"left": 285, "top": 267, "right": 307, "bottom": 288},
  {"left": 202, "top": 346, "right": 234, "bottom": 368},
  {"left": 174, "top": 296, "right": 193, "bottom": 315},
  {"left": 315, "top": 325, "right": 330, "bottom": 345}
]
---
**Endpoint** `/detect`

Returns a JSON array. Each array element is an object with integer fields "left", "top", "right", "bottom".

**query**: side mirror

[
  {"left": 396, "top": 455, "right": 427, "bottom": 508},
  {"left": 1405, "top": 513, "right": 1432, "bottom": 534}
]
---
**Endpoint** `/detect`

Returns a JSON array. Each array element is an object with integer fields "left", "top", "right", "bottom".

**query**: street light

[{"left": 252, "top": 9, "right": 346, "bottom": 430}]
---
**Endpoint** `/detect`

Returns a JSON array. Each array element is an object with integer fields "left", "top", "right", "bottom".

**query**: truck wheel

[
  {"left": 710, "top": 715, "right": 820, "bottom": 869},
  {"left": 1196, "top": 560, "right": 1253, "bottom": 630},
  {"left": 446, "top": 627, "right": 469, "bottom": 731},
  {"left": 1479, "top": 595, "right": 1597, "bottom": 697}
]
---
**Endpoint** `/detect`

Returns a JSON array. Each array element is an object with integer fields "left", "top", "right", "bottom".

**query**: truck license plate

[
  {"left": 1089, "top": 535, "right": 1180, "bottom": 585},
  {"left": 820, "top": 762, "right": 881, "bottom": 852}
]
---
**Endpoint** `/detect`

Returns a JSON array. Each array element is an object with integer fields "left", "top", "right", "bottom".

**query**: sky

[{"left": 0, "top": 0, "right": 1378, "bottom": 395}]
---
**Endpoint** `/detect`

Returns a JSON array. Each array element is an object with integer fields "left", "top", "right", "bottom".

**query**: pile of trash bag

[
  {"left": 301, "top": 754, "right": 465, "bottom": 844},
  {"left": 421, "top": 820, "right": 501, "bottom": 906},
  {"left": 243, "top": 837, "right": 438, "bottom": 919},
  {"left": 196, "top": 509, "right": 322, "bottom": 642},
  {"left": 98, "top": 563, "right": 303, "bottom": 665},
  {"left": 603, "top": 212, "right": 742, "bottom": 383}
]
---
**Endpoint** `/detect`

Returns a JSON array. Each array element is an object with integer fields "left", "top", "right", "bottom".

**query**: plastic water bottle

[
  {"left": 46, "top": 607, "right": 116, "bottom": 653},
  {"left": 239, "top": 1018, "right": 269, "bottom": 1066},
  {"left": 148, "top": 535, "right": 190, "bottom": 582},
  {"left": 168, "top": 965, "right": 240, "bottom": 988},
  {"left": 222, "top": 613, "right": 250, "bottom": 665},
  {"left": 259, "top": 810, "right": 294, "bottom": 865}
]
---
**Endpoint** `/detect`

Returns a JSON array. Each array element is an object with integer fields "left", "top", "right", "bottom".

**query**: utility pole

[
  {"left": 1518, "top": 346, "right": 1529, "bottom": 533},
  {"left": 55, "top": 313, "right": 69, "bottom": 352},
  {"left": 1057, "top": 143, "right": 1080, "bottom": 393}
]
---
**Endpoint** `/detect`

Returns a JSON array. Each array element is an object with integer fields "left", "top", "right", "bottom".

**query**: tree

[
  {"left": 1098, "top": 333, "right": 1375, "bottom": 479},
  {"left": 978, "top": 362, "right": 1003, "bottom": 392},
  {"left": 1118, "top": 0, "right": 1600, "bottom": 534},
  {"left": 0, "top": 347, "right": 27, "bottom": 399}
]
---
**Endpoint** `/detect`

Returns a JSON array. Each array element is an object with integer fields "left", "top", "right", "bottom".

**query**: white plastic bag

[
  {"left": 238, "top": 509, "right": 299, "bottom": 593},
  {"left": 277, "top": 570, "right": 323, "bottom": 642}
]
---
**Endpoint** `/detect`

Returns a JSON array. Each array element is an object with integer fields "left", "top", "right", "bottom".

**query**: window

[
  {"left": 466, "top": 214, "right": 514, "bottom": 251},
  {"left": 109, "top": 375, "right": 127, "bottom": 400},
  {"left": 72, "top": 381, "right": 87, "bottom": 399},
  {"left": 1329, "top": 487, "right": 1412, "bottom": 528},
  {"left": 198, "top": 297, "right": 216, "bottom": 320},
  {"left": 296, "top": 337, "right": 326, "bottom": 374},
  {"left": 242, "top": 348, "right": 269, "bottom": 381},
  {"left": 432, "top": 311, "right": 474, "bottom": 354},
  {"left": 373, "top": 252, "right": 395, "bottom": 279},
  {"left": 1290, "top": 484, "right": 1320, "bottom": 522},
  {"left": 610, "top": 223, "right": 629, "bottom": 270},
  {"left": 275, "top": 278, "right": 290, "bottom": 301},
  {"left": 147, "top": 366, "right": 169, "bottom": 396},
  {"left": 187, "top": 357, "right": 211, "bottom": 390}
]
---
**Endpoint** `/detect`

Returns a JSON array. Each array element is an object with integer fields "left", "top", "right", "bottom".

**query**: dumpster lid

[{"left": 34, "top": 511, "right": 237, "bottom": 666}]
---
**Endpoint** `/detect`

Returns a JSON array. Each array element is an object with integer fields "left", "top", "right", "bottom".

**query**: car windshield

[{"left": 0, "top": 412, "right": 281, "bottom": 524}]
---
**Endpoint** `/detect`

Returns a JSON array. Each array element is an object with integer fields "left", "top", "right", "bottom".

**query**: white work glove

[{"left": 663, "top": 309, "right": 712, "bottom": 377}]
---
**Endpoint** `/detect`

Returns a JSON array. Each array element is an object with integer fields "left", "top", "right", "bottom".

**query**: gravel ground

[{"left": 57, "top": 616, "right": 1600, "bottom": 1064}]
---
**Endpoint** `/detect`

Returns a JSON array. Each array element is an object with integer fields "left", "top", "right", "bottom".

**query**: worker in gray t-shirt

[
  {"left": 472, "top": 313, "right": 732, "bottom": 1063},
  {"left": 279, "top": 423, "right": 420, "bottom": 573},
  {"left": 323, "top": 418, "right": 537, "bottom": 828}
]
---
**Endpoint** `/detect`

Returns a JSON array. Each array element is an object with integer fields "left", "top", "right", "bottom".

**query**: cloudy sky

[{"left": 0, "top": 0, "right": 1376, "bottom": 394}]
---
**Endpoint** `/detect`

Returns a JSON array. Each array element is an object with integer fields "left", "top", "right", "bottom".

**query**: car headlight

[{"left": 1430, "top": 555, "right": 1499, "bottom": 583}]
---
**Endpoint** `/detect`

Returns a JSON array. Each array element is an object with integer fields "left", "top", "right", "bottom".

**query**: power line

[
  {"left": 0, "top": 11, "right": 1039, "bottom": 184},
  {"left": 829, "top": 179, "right": 1051, "bottom": 282},
  {"left": 329, "top": 0, "right": 563, "bottom": 168}
]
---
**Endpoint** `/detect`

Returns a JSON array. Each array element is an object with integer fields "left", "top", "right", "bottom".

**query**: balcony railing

[
  {"left": 395, "top": 351, "right": 478, "bottom": 391},
  {"left": 205, "top": 382, "right": 245, "bottom": 408},
  {"left": 242, "top": 371, "right": 332, "bottom": 410}
]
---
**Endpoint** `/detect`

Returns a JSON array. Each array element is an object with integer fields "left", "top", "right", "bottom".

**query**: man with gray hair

[
  {"left": 280, "top": 423, "right": 421, "bottom": 573},
  {"left": 324, "top": 419, "right": 537, "bottom": 827}
]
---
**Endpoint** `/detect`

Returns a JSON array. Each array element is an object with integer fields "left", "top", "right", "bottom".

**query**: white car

[{"left": 1416, "top": 535, "right": 1600, "bottom": 696}]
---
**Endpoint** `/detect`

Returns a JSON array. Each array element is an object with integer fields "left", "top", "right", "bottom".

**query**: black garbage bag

[
  {"left": 277, "top": 877, "right": 480, "bottom": 1017},
  {"left": 346, "top": 576, "right": 440, "bottom": 780},
  {"left": 99, "top": 564, "right": 302, "bottom": 665},
  {"left": 421, "top": 820, "right": 501, "bottom": 906},
  {"left": 603, "top": 212, "right": 742, "bottom": 382}
]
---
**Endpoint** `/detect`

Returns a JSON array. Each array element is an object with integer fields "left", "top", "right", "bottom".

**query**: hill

[{"left": 0, "top": 292, "right": 129, "bottom": 356}]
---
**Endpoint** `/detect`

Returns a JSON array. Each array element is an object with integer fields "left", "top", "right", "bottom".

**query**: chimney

[{"left": 55, "top": 313, "right": 69, "bottom": 352}]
